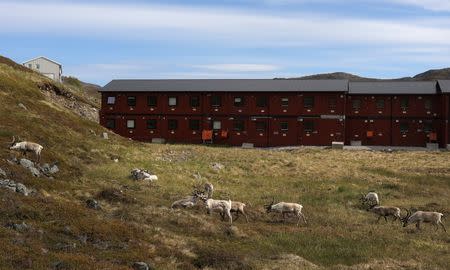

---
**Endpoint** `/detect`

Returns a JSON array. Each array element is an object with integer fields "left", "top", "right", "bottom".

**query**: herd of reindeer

[
  {"left": 7, "top": 136, "right": 447, "bottom": 232},
  {"left": 171, "top": 182, "right": 447, "bottom": 232}
]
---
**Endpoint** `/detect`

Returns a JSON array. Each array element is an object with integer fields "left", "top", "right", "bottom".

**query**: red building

[{"left": 99, "top": 79, "right": 450, "bottom": 148}]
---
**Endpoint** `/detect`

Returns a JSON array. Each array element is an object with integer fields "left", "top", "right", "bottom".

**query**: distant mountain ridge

[{"left": 279, "top": 68, "right": 450, "bottom": 81}]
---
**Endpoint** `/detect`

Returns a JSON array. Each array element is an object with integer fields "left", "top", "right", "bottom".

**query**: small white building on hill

[{"left": 22, "top": 56, "right": 62, "bottom": 82}]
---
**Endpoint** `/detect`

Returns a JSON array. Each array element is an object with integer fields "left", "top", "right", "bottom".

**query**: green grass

[{"left": 0, "top": 58, "right": 449, "bottom": 269}]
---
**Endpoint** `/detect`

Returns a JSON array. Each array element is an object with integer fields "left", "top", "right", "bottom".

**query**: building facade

[
  {"left": 22, "top": 56, "right": 62, "bottom": 82},
  {"left": 99, "top": 79, "right": 450, "bottom": 148}
]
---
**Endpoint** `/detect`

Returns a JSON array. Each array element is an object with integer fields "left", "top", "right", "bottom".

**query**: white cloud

[
  {"left": 1, "top": 1, "right": 450, "bottom": 47},
  {"left": 192, "top": 64, "right": 280, "bottom": 72},
  {"left": 390, "top": 0, "right": 450, "bottom": 12}
]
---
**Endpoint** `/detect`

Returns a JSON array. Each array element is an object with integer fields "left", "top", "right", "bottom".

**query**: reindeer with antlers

[
  {"left": 9, "top": 136, "right": 43, "bottom": 163},
  {"left": 265, "top": 198, "right": 307, "bottom": 226},
  {"left": 401, "top": 209, "right": 446, "bottom": 232},
  {"left": 192, "top": 189, "right": 233, "bottom": 224}
]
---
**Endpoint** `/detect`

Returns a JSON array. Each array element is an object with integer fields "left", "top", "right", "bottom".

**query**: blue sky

[{"left": 1, "top": 0, "right": 450, "bottom": 85}]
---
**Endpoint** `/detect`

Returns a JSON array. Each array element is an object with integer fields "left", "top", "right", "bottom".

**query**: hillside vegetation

[{"left": 0, "top": 57, "right": 449, "bottom": 269}]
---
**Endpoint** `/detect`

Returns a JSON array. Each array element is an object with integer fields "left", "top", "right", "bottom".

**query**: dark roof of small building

[
  {"left": 438, "top": 80, "right": 450, "bottom": 93},
  {"left": 349, "top": 81, "right": 437, "bottom": 94},
  {"left": 101, "top": 79, "right": 349, "bottom": 92}
]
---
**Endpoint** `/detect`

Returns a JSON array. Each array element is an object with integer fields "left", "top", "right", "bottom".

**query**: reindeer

[
  {"left": 368, "top": 205, "right": 401, "bottom": 223},
  {"left": 204, "top": 182, "right": 214, "bottom": 199},
  {"left": 9, "top": 136, "right": 43, "bottom": 162},
  {"left": 219, "top": 201, "right": 249, "bottom": 223},
  {"left": 401, "top": 209, "right": 446, "bottom": 232},
  {"left": 171, "top": 196, "right": 198, "bottom": 209},
  {"left": 193, "top": 190, "right": 232, "bottom": 224},
  {"left": 265, "top": 198, "right": 307, "bottom": 226},
  {"left": 360, "top": 192, "right": 379, "bottom": 208}
]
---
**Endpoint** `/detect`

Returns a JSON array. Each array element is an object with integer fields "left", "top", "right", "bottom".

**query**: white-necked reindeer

[
  {"left": 402, "top": 209, "right": 446, "bottom": 232},
  {"left": 9, "top": 136, "right": 43, "bottom": 162},
  {"left": 265, "top": 198, "right": 307, "bottom": 226},
  {"left": 193, "top": 190, "right": 233, "bottom": 224}
]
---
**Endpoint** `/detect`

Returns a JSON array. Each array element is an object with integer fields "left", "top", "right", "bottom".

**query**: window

[
  {"left": 256, "top": 121, "right": 266, "bottom": 132},
  {"left": 281, "top": 97, "right": 289, "bottom": 107},
  {"left": 376, "top": 99, "right": 385, "bottom": 109},
  {"left": 106, "top": 119, "right": 115, "bottom": 129},
  {"left": 352, "top": 99, "right": 361, "bottom": 110},
  {"left": 400, "top": 122, "right": 409, "bottom": 133},
  {"left": 328, "top": 97, "right": 337, "bottom": 109},
  {"left": 127, "top": 96, "right": 136, "bottom": 106},
  {"left": 234, "top": 97, "right": 244, "bottom": 107},
  {"left": 257, "top": 96, "right": 267, "bottom": 107},
  {"left": 28, "top": 64, "right": 32, "bottom": 68},
  {"left": 168, "top": 97, "right": 177, "bottom": 107},
  {"left": 233, "top": 120, "right": 245, "bottom": 131},
  {"left": 147, "top": 119, "right": 157, "bottom": 129},
  {"left": 147, "top": 96, "right": 157, "bottom": 107},
  {"left": 280, "top": 122, "right": 288, "bottom": 131},
  {"left": 127, "top": 120, "right": 135, "bottom": 129},
  {"left": 189, "top": 119, "right": 200, "bottom": 130},
  {"left": 107, "top": 96, "right": 116, "bottom": 105},
  {"left": 424, "top": 121, "right": 433, "bottom": 133},
  {"left": 36, "top": 64, "right": 40, "bottom": 69},
  {"left": 190, "top": 96, "right": 200, "bottom": 107},
  {"left": 400, "top": 97, "right": 409, "bottom": 110},
  {"left": 424, "top": 99, "right": 432, "bottom": 110},
  {"left": 212, "top": 121, "right": 222, "bottom": 130},
  {"left": 304, "top": 96, "right": 315, "bottom": 108},
  {"left": 168, "top": 119, "right": 178, "bottom": 130},
  {"left": 303, "top": 121, "right": 314, "bottom": 132},
  {"left": 211, "top": 95, "right": 221, "bottom": 107}
]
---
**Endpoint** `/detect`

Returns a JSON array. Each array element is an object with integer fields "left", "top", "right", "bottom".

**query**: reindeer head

[
  {"left": 9, "top": 136, "right": 18, "bottom": 149},
  {"left": 192, "top": 189, "right": 208, "bottom": 202},
  {"left": 264, "top": 197, "right": 275, "bottom": 213},
  {"left": 401, "top": 208, "right": 413, "bottom": 227}
]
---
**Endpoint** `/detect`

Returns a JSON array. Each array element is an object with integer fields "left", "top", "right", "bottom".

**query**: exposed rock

[
  {"left": 86, "top": 198, "right": 101, "bottom": 210},
  {"left": 6, "top": 222, "right": 30, "bottom": 232},
  {"left": 132, "top": 262, "right": 153, "bottom": 270},
  {"left": 18, "top": 103, "right": 28, "bottom": 110},
  {"left": 0, "top": 168, "right": 6, "bottom": 178},
  {"left": 131, "top": 169, "right": 158, "bottom": 182},
  {"left": 261, "top": 254, "right": 320, "bottom": 270},
  {"left": 0, "top": 179, "right": 34, "bottom": 196},
  {"left": 40, "top": 163, "right": 59, "bottom": 175},
  {"left": 19, "top": 158, "right": 40, "bottom": 177},
  {"left": 211, "top": 162, "right": 224, "bottom": 171},
  {"left": 102, "top": 132, "right": 109, "bottom": 139}
]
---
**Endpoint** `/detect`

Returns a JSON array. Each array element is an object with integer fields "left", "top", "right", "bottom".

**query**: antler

[{"left": 10, "top": 136, "right": 16, "bottom": 145}]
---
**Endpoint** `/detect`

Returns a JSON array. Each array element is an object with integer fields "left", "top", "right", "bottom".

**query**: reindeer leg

[
  {"left": 376, "top": 216, "right": 381, "bottom": 223},
  {"left": 234, "top": 212, "right": 240, "bottom": 221},
  {"left": 438, "top": 221, "right": 447, "bottom": 232},
  {"left": 416, "top": 221, "right": 421, "bottom": 231},
  {"left": 227, "top": 210, "right": 232, "bottom": 224},
  {"left": 300, "top": 213, "right": 307, "bottom": 225},
  {"left": 243, "top": 211, "right": 249, "bottom": 223},
  {"left": 384, "top": 216, "right": 388, "bottom": 223}
]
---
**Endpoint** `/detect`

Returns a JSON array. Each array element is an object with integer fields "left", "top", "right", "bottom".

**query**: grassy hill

[
  {"left": 0, "top": 56, "right": 449, "bottom": 269},
  {"left": 283, "top": 68, "right": 450, "bottom": 81}
]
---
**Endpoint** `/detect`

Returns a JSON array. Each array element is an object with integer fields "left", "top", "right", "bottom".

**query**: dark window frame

[
  {"left": 304, "top": 96, "right": 315, "bottom": 109},
  {"left": 400, "top": 97, "right": 409, "bottom": 110},
  {"left": 126, "top": 119, "right": 136, "bottom": 129},
  {"left": 424, "top": 98, "right": 432, "bottom": 111},
  {"left": 190, "top": 96, "right": 200, "bottom": 107},
  {"left": 256, "top": 96, "right": 268, "bottom": 107},
  {"left": 281, "top": 97, "right": 289, "bottom": 107},
  {"left": 280, "top": 122, "right": 289, "bottom": 131},
  {"left": 424, "top": 121, "right": 433, "bottom": 133},
  {"left": 376, "top": 98, "right": 385, "bottom": 109},
  {"left": 233, "top": 96, "right": 245, "bottom": 107},
  {"left": 211, "top": 95, "right": 222, "bottom": 107},
  {"left": 189, "top": 119, "right": 200, "bottom": 131},
  {"left": 303, "top": 121, "right": 314, "bottom": 132},
  {"left": 233, "top": 120, "right": 245, "bottom": 131},
  {"left": 328, "top": 97, "right": 337, "bottom": 109},
  {"left": 147, "top": 96, "right": 157, "bottom": 107},
  {"left": 127, "top": 96, "right": 136, "bottom": 107},
  {"left": 107, "top": 96, "right": 116, "bottom": 105},
  {"left": 212, "top": 120, "right": 222, "bottom": 130},
  {"left": 400, "top": 122, "right": 409, "bottom": 133},
  {"left": 255, "top": 121, "right": 266, "bottom": 132},
  {"left": 147, "top": 119, "right": 157, "bottom": 130},
  {"left": 168, "top": 119, "right": 178, "bottom": 130},
  {"left": 352, "top": 99, "right": 361, "bottom": 110},
  {"left": 106, "top": 119, "right": 115, "bottom": 129}
]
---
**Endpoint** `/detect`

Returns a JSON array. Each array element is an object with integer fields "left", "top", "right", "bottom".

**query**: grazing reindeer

[
  {"left": 368, "top": 205, "right": 401, "bottom": 223},
  {"left": 360, "top": 192, "right": 379, "bottom": 208},
  {"left": 265, "top": 198, "right": 307, "bottom": 226},
  {"left": 9, "top": 136, "right": 43, "bottom": 162},
  {"left": 402, "top": 209, "right": 447, "bottom": 232},
  {"left": 171, "top": 196, "right": 198, "bottom": 209},
  {"left": 193, "top": 190, "right": 232, "bottom": 224},
  {"left": 221, "top": 201, "right": 249, "bottom": 223},
  {"left": 204, "top": 182, "right": 214, "bottom": 199}
]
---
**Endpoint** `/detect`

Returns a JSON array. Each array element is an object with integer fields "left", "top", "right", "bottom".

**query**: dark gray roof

[
  {"left": 349, "top": 81, "right": 437, "bottom": 94},
  {"left": 101, "top": 79, "right": 348, "bottom": 92},
  {"left": 438, "top": 80, "right": 450, "bottom": 93}
]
